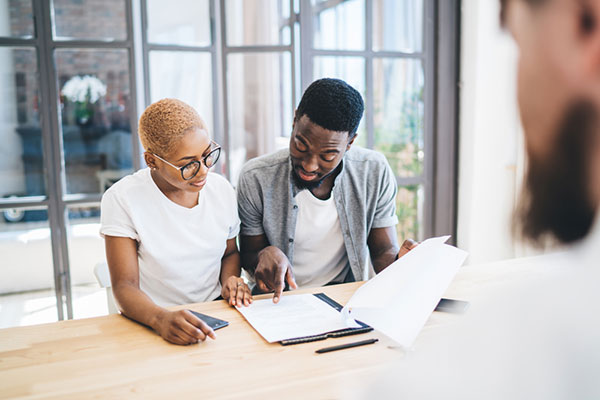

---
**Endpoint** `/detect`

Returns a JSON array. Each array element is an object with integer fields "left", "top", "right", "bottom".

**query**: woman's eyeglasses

[{"left": 152, "top": 141, "right": 221, "bottom": 180}]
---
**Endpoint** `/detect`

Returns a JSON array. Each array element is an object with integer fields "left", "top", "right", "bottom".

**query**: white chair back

[{"left": 93, "top": 262, "right": 119, "bottom": 314}]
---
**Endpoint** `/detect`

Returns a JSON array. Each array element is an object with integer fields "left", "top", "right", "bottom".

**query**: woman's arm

[
  {"left": 219, "top": 238, "right": 252, "bottom": 307},
  {"left": 104, "top": 235, "right": 215, "bottom": 345}
]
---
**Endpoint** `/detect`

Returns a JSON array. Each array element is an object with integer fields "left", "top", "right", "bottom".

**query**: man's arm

[
  {"left": 240, "top": 234, "right": 297, "bottom": 303},
  {"left": 239, "top": 234, "right": 270, "bottom": 275},
  {"left": 367, "top": 155, "right": 419, "bottom": 273},
  {"left": 367, "top": 227, "right": 418, "bottom": 273},
  {"left": 368, "top": 227, "right": 400, "bottom": 273}
]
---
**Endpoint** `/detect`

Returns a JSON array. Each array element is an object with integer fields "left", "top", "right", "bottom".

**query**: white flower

[{"left": 61, "top": 75, "right": 107, "bottom": 104}]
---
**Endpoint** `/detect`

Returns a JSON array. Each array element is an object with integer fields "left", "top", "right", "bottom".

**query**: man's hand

[
  {"left": 254, "top": 246, "right": 298, "bottom": 303},
  {"left": 398, "top": 239, "right": 419, "bottom": 259}
]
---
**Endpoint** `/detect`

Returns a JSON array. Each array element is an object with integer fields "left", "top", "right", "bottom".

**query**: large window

[
  {"left": 143, "top": 0, "right": 296, "bottom": 183},
  {"left": 143, "top": 0, "right": 215, "bottom": 144},
  {"left": 304, "top": 0, "right": 428, "bottom": 241},
  {"left": 0, "top": 0, "right": 140, "bottom": 327}
]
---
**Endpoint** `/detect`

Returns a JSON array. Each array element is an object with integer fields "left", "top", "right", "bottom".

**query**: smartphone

[
  {"left": 188, "top": 310, "right": 229, "bottom": 330},
  {"left": 435, "top": 298, "right": 470, "bottom": 314}
]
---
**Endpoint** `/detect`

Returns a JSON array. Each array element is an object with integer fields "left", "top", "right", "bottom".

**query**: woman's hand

[
  {"left": 153, "top": 309, "right": 216, "bottom": 345},
  {"left": 221, "top": 276, "right": 253, "bottom": 307}
]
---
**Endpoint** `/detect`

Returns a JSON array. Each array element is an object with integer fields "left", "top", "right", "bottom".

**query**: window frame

[
  {"left": 298, "top": 0, "right": 459, "bottom": 241},
  {"left": 0, "top": 0, "right": 141, "bottom": 321}
]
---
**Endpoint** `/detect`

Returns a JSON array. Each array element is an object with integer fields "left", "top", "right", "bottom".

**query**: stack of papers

[
  {"left": 236, "top": 293, "right": 359, "bottom": 343},
  {"left": 237, "top": 236, "right": 468, "bottom": 347}
]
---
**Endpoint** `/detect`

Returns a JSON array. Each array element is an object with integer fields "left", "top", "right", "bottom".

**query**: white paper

[
  {"left": 236, "top": 293, "right": 359, "bottom": 343},
  {"left": 342, "top": 235, "right": 468, "bottom": 348}
]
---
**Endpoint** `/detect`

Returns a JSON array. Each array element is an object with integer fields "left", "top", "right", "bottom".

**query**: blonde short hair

[{"left": 138, "top": 98, "right": 207, "bottom": 155}]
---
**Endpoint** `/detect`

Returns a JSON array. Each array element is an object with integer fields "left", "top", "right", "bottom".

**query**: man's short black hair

[{"left": 295, "top": 78, "right": 364, "bottom": 139}]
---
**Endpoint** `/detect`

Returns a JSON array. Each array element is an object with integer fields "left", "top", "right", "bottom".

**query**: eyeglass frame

[{"left": 151, "top": 141, "right": 221, "bottom": 181}]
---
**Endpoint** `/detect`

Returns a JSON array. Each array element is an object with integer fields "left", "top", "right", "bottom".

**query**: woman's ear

[{"left": 144, "top": 152, "right": 157, "bottom": 170}]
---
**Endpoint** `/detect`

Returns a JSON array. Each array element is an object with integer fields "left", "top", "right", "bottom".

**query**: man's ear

[
  {"left": 143, "top": 152, "right": 157, "bottom": 169},
  {"left": 292, "top": 109, "right": 299, "bottom": 130},
  {"left": 579, "top": 2, "right": 600, "bottom": 80},
  {"left": 346, "top": 134, "right": 356, "bottom": 150}
]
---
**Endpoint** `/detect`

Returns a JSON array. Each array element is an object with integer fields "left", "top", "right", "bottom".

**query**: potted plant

[{"left": 61, "top": 75, "right": 107, "bottom": 126}]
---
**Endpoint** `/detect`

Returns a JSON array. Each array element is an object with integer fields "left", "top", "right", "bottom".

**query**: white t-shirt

[
  {"left": 100, "top": 168, "right": 240, "bottom": 307},
  {"left": 292, "top": 189, "right": 349, "bottom": 288}
]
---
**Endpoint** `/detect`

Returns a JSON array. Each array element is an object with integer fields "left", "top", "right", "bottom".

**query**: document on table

[
  {"left": 342, "top": 235, "right": 468, "bottom": 349},
  {"left": 236, "top": 293, "right": 359, "bottom": 343}
]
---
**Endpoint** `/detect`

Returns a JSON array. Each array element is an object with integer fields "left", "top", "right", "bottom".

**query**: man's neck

[{"left": 309, "top": 165, "right": 342, "bottom": 200}]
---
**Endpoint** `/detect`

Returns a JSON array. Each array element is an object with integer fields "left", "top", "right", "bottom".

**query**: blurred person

[
  {"left": 237, "top": 78, "right": 417, "bottom": 303},
  {"left": 100, "top": 98, "right": 251, "bottom": 346},
  {"left": 357, "top": 0, "right": 600, "bottom": 398}
]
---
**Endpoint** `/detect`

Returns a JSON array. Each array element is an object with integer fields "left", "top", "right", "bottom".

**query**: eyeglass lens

[{"left": 181, "top": 147, "right": 221, "bottom": 180}]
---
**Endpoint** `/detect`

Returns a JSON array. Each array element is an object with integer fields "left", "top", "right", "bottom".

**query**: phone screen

[{"left": 188, "top": 310, "right": 229, "bottom": 330}]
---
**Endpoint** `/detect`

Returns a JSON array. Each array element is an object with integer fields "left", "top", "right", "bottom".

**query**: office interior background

[{"left": 0, "top": 0, "right": 523, "bottom": 328}]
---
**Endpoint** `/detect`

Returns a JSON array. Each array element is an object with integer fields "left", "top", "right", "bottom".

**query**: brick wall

[
  {"left": 8, "top": 0, "right": 130, "bottom": 129},
  {"left": 52, "top": 0, "right": 126, "bottom": 40},
  {"left": 9, "top": 0, "right": 33, "bottom": 37}
]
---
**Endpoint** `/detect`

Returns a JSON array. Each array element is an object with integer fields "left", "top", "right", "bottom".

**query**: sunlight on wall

[{"left": 457, "top": 0, "right": 523, "bottom": 264}]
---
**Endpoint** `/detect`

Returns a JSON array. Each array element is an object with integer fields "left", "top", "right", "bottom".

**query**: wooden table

[{"left": 0, "top": 255, "right": 562, "bottom": 399}]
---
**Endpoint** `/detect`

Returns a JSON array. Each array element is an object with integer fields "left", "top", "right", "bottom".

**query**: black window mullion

[
  {"left": 365, "top": 0, "right": 374, "bottom": 149},
  {"left": 34, "top": 0, "right": 71, "bottom": 320},
  {"left": 432, "top": 0, "right": 460, "bottom": 243},
  {"left": 125, "top": 0, "right": 141, "bottom": 171},
  {"left": 422, "top": 0, "right": 435, "bottom": 240}
]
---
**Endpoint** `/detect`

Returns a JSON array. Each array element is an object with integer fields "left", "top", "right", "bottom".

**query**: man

[
  {"left": 364, "top": 0, "right": 600, "bottom": 398},
  {"left": 237, "top": 78, "right": 416, "bottom": 302},
  {"left": 505, "top": 0, "right": 600, "bottom": 246}
]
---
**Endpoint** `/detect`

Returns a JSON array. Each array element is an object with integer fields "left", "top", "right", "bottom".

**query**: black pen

[{"left": 315, "top": 338, "right": 378, "bottom": 354}]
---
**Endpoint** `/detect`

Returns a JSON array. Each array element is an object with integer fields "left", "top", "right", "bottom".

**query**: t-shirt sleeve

[
  {"left": 99, "top": 188, "right": 139, "bottom": 240},
  {"left": 372, "top": 160, "right": 399, "bottom": 229},
  {"left": 236, "top": 168, "right": 265, "bottom": 236},
  {"left": 223, "top": 179, "right": 241, "bottom": 240}
]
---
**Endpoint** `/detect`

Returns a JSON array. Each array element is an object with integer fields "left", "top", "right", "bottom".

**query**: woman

[{"left": 100, "top": 98, "right": 251, "bottom": 345}]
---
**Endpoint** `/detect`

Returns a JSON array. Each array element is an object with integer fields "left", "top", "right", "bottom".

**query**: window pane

[
  {"left": 396, "top": 185, "right": 424, "bottom": 241},
  {"left": 313, "top": 56, "right": 366, "bottom": 145},
  {"left": 149, "top": 51, "right": 214, "bottom": 135},
  {"left": 56, "top": 49, "right": 134, "bottom": 195},
  {"left": 374, "top": 58, "right": 424, "bottom": 178},
  {"left": 373, "top": 0, "right": 423, "bottom": 53},
  {"left": 147, "top": 0, "right": 211, "bottom": 47},
  {"left": 66, "top": 205, "right": 108, "bottom": 319},
  {"left": 227, "top": 52, "right": 292, "bottom": 184},
  {"left": 0, "top": 47, "right": 45, "bottom": 198},
  {"left": 0, "top": 0, "right": 34, "bottom": 38},
  {"left": 226, "top": 0, "right": 291, "bottom": 46},
  {"left": 52, "top": 0, "right": 127, "bottom": 41},
  {"left": 0, "top": 207, "right": 59, "bottom": 328},
  {"left": 312, "top": 0, "right": 364, "bottom": 51}
]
